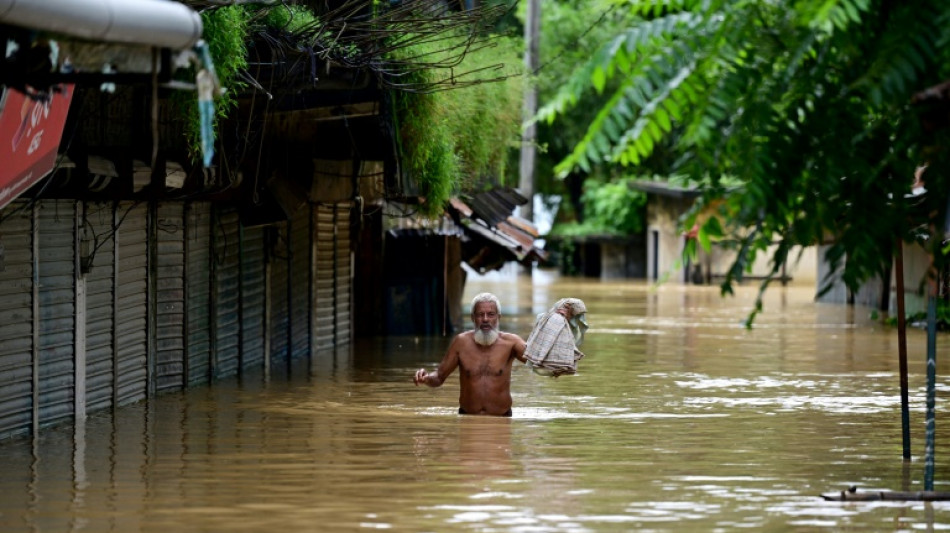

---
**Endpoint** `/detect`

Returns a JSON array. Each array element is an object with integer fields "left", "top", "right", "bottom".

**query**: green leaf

[
  {"left": 684, "top": 235, "right": 697, "bottom": 260},
  {"left": 592, "top": 67, "right": 607, "bottom": 93},
  {"left": 698, "top": 226, "right": 711, "bottom": 251},
  {"left": 703, "top": 216, "right": 724, "bottom": 238}
]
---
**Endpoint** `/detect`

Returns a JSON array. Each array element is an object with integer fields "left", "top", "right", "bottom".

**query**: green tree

[
  {"left": 539, "top": 0, "right": 950, "bottom": 320},
  {"left": 528, "top": 1, "right": 653, "bottom": 225}
]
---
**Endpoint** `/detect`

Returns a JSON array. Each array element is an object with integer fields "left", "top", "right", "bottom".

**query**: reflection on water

[{"left": 3, "top": 271, "right": 950, "bottom": 531}]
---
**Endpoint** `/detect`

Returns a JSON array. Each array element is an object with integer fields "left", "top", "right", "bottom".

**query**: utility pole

[{"left": 519, "top": 0, "right": 540, "bottom": 224}]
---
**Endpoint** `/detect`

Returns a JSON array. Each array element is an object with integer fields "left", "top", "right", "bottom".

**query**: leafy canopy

[
  {"left": 539, "top": 0, "right": 950, "bottom": 320},
  {"left": 528, "top": 0, "right": 638, "bottom": 191}
]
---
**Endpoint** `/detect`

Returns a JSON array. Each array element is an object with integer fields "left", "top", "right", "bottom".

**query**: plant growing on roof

[
  {"left": 173, "top": 3, "right": 327, "bottom": 163},
  {"left": 263, "top": 3, "right": 319, "bottom": 33},
  {"left": 171, "top": 0, "right": 522, "bottom": 202},
  {"left": 171, "top": 5, "right": 250, "bottom": 163},
  {"left": 388, "top": 31, "right": 523, "bottom": 217}
]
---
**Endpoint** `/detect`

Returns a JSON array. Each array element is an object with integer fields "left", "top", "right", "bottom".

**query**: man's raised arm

[{"left": 413, "top": 336, "right": 461, "bottom": 387}]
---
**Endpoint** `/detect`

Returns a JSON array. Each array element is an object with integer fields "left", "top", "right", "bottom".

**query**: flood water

[{"left": 3, "top": 270, "right": 950, "bottom": 532}]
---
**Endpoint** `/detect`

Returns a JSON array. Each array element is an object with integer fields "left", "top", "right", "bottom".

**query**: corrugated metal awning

[
  {"left": 629, "top": 179, "right": 701, "bottom": 199},
  {"left": 447, "top": 188, "right": 547, "bottom": 272}
]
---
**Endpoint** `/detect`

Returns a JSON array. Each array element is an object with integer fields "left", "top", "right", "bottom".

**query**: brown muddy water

[{"left": 3, "top": 269, "right": 950, "bottom": 532}]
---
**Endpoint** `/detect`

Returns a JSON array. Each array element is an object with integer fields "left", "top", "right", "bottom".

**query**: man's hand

[{"left": 414, "top": 368, "right": 429, "bottom": 386}]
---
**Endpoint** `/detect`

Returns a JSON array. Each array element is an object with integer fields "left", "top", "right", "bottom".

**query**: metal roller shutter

[
  {"left": 334, "top": 203, "right": 353, "bottom": 345},
  {"left": 0, "top": 200, "right": 35, "bottom": 439},
  {"left": 115, "top": 201, "right": 148, "bottom": 406},
  {"left": 36, "top": 199, "right": 75, "bottom": 427},
  {"left": 155, "top": 202, "right": 185, "bottom": 391},
  {"left": 269, "top": 221, "right": 290, "bottom": 369},
  {"left": 213, "top": 208, "right": 241, "bottom": 378},
  {"left": 185, "top": 202, "right": 211, "bottom": 386},
  {"left": 240, "top": 225, "right": 265, "bottom": 371},
  {"left": 83, "top": 202, "right": 115, "bottom": 412},
  {"left": 290, "top": 205, "right": 311, "bottom": 360},
  {"left": 314, "top": 205, "right": 335, "bottom": 352}
]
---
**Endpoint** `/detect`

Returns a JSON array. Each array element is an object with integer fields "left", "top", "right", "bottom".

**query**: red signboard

[{"left": 0, "top": 84, "right": 74, "bottom": 210}]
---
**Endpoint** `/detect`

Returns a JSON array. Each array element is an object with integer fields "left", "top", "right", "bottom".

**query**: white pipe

[{"left": 0, "top": 0, "right": 202, "bottom": 50}]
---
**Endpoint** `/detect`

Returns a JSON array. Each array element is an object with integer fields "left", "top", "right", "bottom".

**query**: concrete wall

[
  {"left": 646, "top": 194, "right": 818, "bottom": 286},
  {"left": 646, "top": 195, "right": 692, "bottom": 283},
  {"left": 815, "top": 241, "right": 931, "bottom": 317}
]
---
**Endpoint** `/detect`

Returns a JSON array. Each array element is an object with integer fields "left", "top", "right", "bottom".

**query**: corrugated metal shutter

[
  {"left": 240, "top": 225, "right": 265, "bottom": 371},
  {"left": 213, "top": 208, "right": 241, "bottom": 378},
  {"left": 0, "top": 200, "right": 35, "bottom": 439},
  {"left": 335, "top": 202, "right": 353, "bottom": 345},
  {"left": 269, "top": 222, "right": 290, "bottom": 368},
  {"left": 290, "top": 205, "right": 311, "bottom": 360},
  {"left": 115, "top": 201, "right": 148, "bottom": 406},
  {"left": 185, "top": 202, "right": 211, "bottom": 386},
  {"left": 311, "top": 202, "right": 353, "bottom": 350},
  {"left": 83, "top": 202, "right": 115, "bottom": 413},
  {"left": 37, "top": 199, "right": 75, "bottom": 427},
  {"left": 314, "top": 205, "right": 335, "bottom": 352},
  {"left": 154, "top": 203, "right": 185, "bottom": 391}
]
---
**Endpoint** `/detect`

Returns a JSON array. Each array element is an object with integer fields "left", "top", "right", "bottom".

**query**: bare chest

[{"left": 458, "top": 350, "right": 511, "bottom": 378}]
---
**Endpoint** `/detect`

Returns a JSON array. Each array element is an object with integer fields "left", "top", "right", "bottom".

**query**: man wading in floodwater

[{"left": 413, "top": 292, "right": 527, "bottom": 417}]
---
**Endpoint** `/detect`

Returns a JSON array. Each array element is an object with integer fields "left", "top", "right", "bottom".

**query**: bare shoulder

[
  {"left": 498, "top": 331, "right": 526, "bottom": 346},
  {"left": 448, "top": 330, "right": 476, "bottom": 350}
]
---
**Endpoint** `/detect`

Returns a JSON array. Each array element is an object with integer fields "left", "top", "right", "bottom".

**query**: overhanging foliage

[
  {"left": 539, "top": 0, "right": 950, "bottom": 321},
  {"left": 389, "top": 32, "right": 524, "bottom": 217},
  {"left": 175, "top": 1, "right": 523, "bottom": 214}
]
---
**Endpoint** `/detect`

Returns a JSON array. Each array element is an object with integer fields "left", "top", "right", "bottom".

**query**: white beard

[{"left": 473, "top": 327, "right": 499, "bottom": 346}]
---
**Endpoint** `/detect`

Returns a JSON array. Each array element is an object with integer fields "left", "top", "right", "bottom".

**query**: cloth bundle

[{"left": 524, "top": 298, "right": 588, "bottom": 377}]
